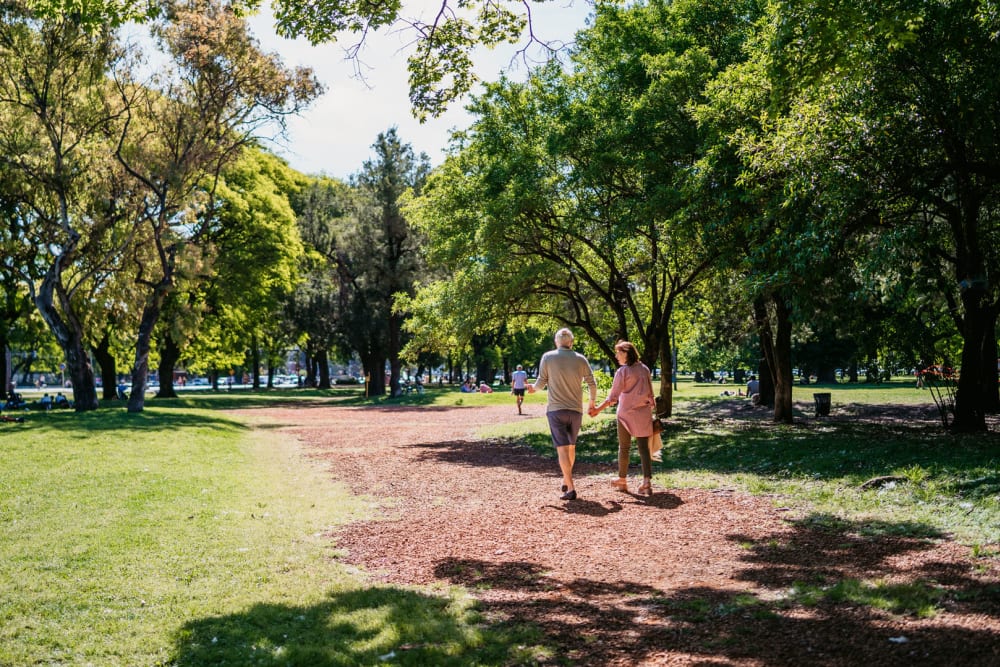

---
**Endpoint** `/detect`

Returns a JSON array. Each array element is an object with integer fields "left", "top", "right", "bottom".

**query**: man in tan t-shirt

[{"left": 528, "top": 328, "right": 597, "bottom": 500}]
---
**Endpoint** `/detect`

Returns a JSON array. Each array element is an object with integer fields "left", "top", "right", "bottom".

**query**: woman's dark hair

[{"left": 614, "top": 340, "right": 640, "bottom": 366}]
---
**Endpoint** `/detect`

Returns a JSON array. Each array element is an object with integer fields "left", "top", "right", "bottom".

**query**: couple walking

[{"left": 527, "top": 328, "right": 656, "bottom": 500}]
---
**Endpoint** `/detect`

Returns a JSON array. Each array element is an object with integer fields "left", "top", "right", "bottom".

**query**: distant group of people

[
  {"left": 37, "top": 392, "right": 72, "bottom": 410},
  {"left": 458, "top": 377, "right": 497, "bottom": 394},
  {"left": 5, "top": 385, "right": 26, "bottom": 410},
  {"left": 3, "top": 384, "right": 72, "bottom": 411}
]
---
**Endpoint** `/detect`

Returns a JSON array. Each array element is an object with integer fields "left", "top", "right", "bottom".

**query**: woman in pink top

[{"left": 591, "top": 341, "right": 656, "bottom": 495}]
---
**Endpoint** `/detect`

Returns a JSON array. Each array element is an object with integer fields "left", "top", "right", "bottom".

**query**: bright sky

[{"left": 246, "top": 1, "right": 593, "bottom": 179}]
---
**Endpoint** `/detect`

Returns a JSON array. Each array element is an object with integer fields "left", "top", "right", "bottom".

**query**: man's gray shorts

[{"left": 547, "top": 409, "right": 582, "bottom": 447}]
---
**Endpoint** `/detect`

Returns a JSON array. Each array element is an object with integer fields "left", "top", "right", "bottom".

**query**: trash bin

[{"left": 813, "top": 392, "right": 831, "bottom": 417}]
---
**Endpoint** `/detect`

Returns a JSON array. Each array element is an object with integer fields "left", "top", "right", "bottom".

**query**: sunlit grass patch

[
  {"left": 790, "top": 578, "right": 945, "bottom": 618},
  {"left": 1, "top": 406, "right": 538, "bottom": 666}
]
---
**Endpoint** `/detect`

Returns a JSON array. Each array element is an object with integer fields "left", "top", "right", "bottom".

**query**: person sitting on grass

[
  {"left": 478, "top": 381, "right": 493, "bottom": 393},
  {"left": 746, "top": 375, "right": 761, "bottom": 406},
  {"left": 5, "top": 389, "right": 26, "bottom": 410}
]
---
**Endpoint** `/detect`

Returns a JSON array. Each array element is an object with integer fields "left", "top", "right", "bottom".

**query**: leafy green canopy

[{"left": 406, "top": 0, "right": 763, "bottom": 415}]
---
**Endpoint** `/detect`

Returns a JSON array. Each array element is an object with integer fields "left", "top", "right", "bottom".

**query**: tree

[
  {"left": 337, "top": 128, "right": 429, "bottom": 397},
  {"left": 26, "top": 0, "right": 575, "bottom": 119},
  {"left": 114, "top": 0, "right": 320, "bottom": 411},
  {"left": 0, "top": 164, "right": 41, "bottom": 393},
  {"left": 288, "top": 176, "right": 354, "bottom": 388},
  {"left": 173, "top": 148, "right": 306, "bottom": 394},
  {"left": 0, "top": 9, "right": 131, "bottom": 410},
  {"left": 408, "top": 0, "right": 761, "bottom": 414},
  {"left": 265, "top": 0, "right": 572, "bottom": 119},
  {"left": 759, "top": 0, "right": 1000, "bottom": 430}
]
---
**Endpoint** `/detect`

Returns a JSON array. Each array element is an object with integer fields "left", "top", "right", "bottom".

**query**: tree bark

[
  {"left": 91, "top": 333, "right": 119, "bottom": 401},
  {"left": 362, "top": 352, "right": 387, "bottom": 396},
  {"left": 951, "top": 284, "right": 989, "bottom": 432},
  {"left": 772, "top": 297, "right": 795, "bottom": 423},
  {"left": 156, "top": 332, "right": 180, "bottom": 399},
  {"left": 758, "top": 357, "right": 775, "bottom": 407},
  {"left": 656, "top": 328, "right": 674, "bottom": 417},
  {"left": 34, "top": 267, "right": 99, "bottom": 411},
  {"left": 127, "top": 284, "right": 168, "bottom": 413},
  {"left": 250, "top": 332, "right": 261, "bottom": 390},
  {"left": 316, "top": 347, "right": 331, "bottom": 389},
  {"left": 303, "top": 347, "right": 316, "bottom": 387},
  {"left": 753, "top": 294, "right": 794, "bottom": 424},
  {"left": 1, "top": 339, "right": 8, "bottom": 398},
  {"left": 981, "top": 308, "right": 999, "bottom": 414}
]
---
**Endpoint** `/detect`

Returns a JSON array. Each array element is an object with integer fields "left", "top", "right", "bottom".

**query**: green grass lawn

[
  {"left": 0, "top": 402, "right": 529, "bottom": 665},
  {"left": 1, "top": 380, "right": 996, "bottom": 665}
]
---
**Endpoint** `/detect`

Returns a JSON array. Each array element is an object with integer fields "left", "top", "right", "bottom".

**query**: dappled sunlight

[{"left": 171, "top": 587, "right": 508, "bottom": 666}]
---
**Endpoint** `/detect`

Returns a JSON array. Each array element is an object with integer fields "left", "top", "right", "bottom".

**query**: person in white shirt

[{"left": 511, "top": 364, "right": 528, "bottom": 414}]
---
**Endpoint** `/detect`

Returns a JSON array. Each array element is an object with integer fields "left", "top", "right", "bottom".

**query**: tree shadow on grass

[
  {"left": 429, "top": 563, "right": 1000, "bottom": 665},
  {"left": 171, "top": 515, "right": 1000, "bottom": 666},
  {"left": 16, "top": 406, "right": 250, "bottom": 434},
  {"left": 429, "top": 514, "right": 1000, "bottom": 666},
  {"left": 170, "top": 586, "right": 539, "bottom": 666}
]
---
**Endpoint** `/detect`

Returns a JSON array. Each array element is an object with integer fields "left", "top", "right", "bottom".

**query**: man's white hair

[{"left": 554, "top": 328, "right": 574, "bottom": 347}]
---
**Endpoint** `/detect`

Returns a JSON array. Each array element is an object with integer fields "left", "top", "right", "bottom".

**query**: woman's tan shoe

[{"left": 611, "top": 478, "right": 628, "bottom": 492}]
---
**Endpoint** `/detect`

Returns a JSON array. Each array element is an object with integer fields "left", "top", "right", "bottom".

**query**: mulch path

[{"left": 234, "top": 401, "right": 1000, "bottom": 666}]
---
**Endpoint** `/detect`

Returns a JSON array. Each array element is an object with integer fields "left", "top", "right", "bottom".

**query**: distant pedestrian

[
  {"left": 511, "top": 364, "right": 528, "bottom": 414},
  {"left": 528, "top": 328, "right": 598, "bottom": 500}
]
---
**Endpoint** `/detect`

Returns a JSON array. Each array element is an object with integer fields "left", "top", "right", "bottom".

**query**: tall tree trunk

[
  {"left": 981, "top": 307, "right": 999, "bottom": 414},
  {"left": 656, "top": 329, "right": 674, "bottom": 418},
  {"left": 388, "top": 312, "right": 403, "bottom": 396},
  {"left": 128, "top": 286, "right": 168, "bottom": 413},
  {"left": 952, "top": 284, "right": 989, "bottom": 432},
  {"left": 754, "top": 294, "right": 794, "bottom": 424},
  {"left": 758, "top": 357, "right": 775, "bottom": 407},
  {"left": 156, "top": 332, "right": 180, "bottom": 399},
  {"left": 362, "top": 352, "right": 387, "bottom": 396},
  {"left": 772, "top": 297, "right": 795, "bottom": 423},
  {"left": 316, "top": 348, "right": 331, "bottom": 389},
  {"left": 92, "top": 333, "right": 119, "bottom": 401},
  {"left": 250, "top": 332, "right": 261, "bottom": 390},
  {"left": 35, "top": 269, "right": 99, "bottom": 411},
  {"left": 1, "top": 341, "right": 8, "bottom": 399},
  {"left": 304, "top": 346, "right": 317, "bottom": 387}
]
